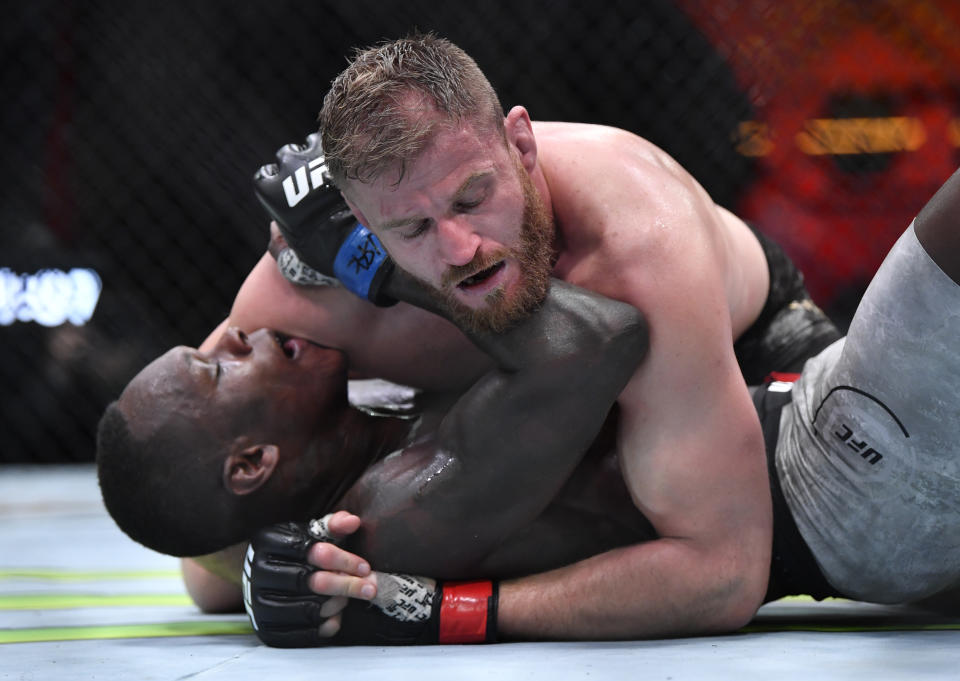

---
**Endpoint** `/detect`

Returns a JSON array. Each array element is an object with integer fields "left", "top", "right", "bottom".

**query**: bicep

[
  {"left": 610, "top": 309, "right": 772, "bottom": 617},
  {"left": 198, "top": 253, "right": 304, "bottom": 351},
  {"left": 618, "top": 256, "right": 770, "bottom": 542}
]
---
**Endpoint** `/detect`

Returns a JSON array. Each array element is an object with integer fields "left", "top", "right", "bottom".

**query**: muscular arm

[
  {"left": 339, "top": 269, "right": 649, "bottom": 576},
  {"left": 198, "top": 251, "right": 490, "bottom": 390},
  {"left": 489, "top": 336, "right": 770, "bottom": 639},
  {"left": 495, "top": 381, "right": 769, "bottom": 638},
  {"left": 482, "top": 125, "right": 773, "bottom": 638}
]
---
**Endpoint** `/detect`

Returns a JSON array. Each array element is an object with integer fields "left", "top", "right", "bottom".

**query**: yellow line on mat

[
  {"left": 0, "top": 593, "right": 193, "bottom": 610},
  {"left": 0, "top": 621, "right": 252, "bottom": 644},
  {"left": 0, "top": 569, "right": 181, "bottom": 581}
]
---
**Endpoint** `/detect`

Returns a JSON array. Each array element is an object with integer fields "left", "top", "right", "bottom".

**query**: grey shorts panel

[{"left": 778, "top": 223, "right": 960, "bottom": 602}]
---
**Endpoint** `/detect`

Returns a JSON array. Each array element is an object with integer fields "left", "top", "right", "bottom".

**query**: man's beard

[{"left": 430, "top": 162, "right": 554, "bottom": 334}]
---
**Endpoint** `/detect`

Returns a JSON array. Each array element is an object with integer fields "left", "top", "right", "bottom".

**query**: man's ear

[
  {"left": 341, "top": 192, "right": 370, "bottom": 229},
  {"left": 222, "top": 444, "right": 279, "bottom": 496},
  {"left": 504, "top": 105, "right": 537, "bottom": 173}
]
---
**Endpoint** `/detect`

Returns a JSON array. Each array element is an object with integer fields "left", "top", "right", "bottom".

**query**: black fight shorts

[{"left": 734, "top": 228, "right": 842, "bottom": 385}]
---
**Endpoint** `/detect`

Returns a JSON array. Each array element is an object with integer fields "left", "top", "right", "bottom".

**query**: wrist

[
  {"left": 437, "top": 580, "right": 499, "bottom": 644},
  {"left": 333, "top": 223, "right": 396, "bottom": 306},
  {"left": 276, "top": 247, "right": 341, "bottom": 287}
]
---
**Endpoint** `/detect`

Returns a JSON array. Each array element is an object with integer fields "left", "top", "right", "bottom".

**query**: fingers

[
  {"left": 307, "top": 560, "right": 377, "bottom": 601},
  {"left": 325, "top": 510, "right": 363, "bottom": 537},
  {"left": 319, "top": 596, "right": 348, "bottom": 619},
  {"left": 317, "top": 612, "right": 342, "bottom": 638},
  {"left": 305, "top": 524, "right": 376, "bottom": 602}
]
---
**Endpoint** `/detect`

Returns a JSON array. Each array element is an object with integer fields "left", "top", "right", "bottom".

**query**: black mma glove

[
  {"left": 253, "top": 133, "right": 395, "bottom": 306},
  {"left": 242, "top": 516, "right": 498, "bottom": 647}
]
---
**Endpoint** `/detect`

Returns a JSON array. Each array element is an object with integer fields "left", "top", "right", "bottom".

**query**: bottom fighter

[
  {"left": 97, "top": 260, "right": 657, "bottom": 640},
  {"left": 233, "top": 165, "right": 960, "bottom": 644}
]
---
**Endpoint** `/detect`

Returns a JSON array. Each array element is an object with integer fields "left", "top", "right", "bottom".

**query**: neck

[
  {"left": 345, "top": 406, "right": 419, "bottom": 466},
  {"left": 527, "top": 161, "right": 565, "bottom": 270},
  {"left": 302, "top": 407, "right": 419, "bottom": 518}
]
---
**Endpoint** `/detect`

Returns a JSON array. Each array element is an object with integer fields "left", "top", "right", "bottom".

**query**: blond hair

[{"left": 319, "top": 33, "right": 505, "bottom": 186}]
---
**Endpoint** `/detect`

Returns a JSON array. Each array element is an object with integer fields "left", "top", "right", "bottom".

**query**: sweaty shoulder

[
  {"left": 538, "top": 123, "right": 714, "bottom": 234},
  {"left": 532, "top": 122, "right": 766, "bottom": 332},
  {"left": 535, "top": 125, "right": 723, "bottom": 275}
]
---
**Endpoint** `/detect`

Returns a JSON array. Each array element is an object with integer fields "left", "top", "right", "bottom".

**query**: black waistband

[
  {"left": 736, "top": 226, "right": 809, "bottom": 353},
  {"left": 753, "top": 382, "right": 842, "bottom": 602}
]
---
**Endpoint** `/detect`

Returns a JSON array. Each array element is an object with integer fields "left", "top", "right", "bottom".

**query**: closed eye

[
  {"left": 455, "top": 198, "right": 482, "bottom": 212},
  {"left": 401, "top": 220, "right": 430, "bottom": 241}
]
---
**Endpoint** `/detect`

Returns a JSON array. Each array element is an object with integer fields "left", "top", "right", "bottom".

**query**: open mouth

[
  {"left": 457, "top": 261, "right": 505, "bottom": 290},
  {"left": 271, "top": 332, "right": 330, "bottom": 360},
  {"left": 272, "top": 332, "right": 302, "bottom": 360}
]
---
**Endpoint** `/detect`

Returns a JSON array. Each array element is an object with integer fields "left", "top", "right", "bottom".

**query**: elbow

[
  {"left": 191, "top": 591, "right": 243, "bottom": 615},
  {"left": 712, "top": 589, "right": 763, "bottom": 632},
  {"left": 691, "top": 587, "right": 762, "bottom": 636},
  {"left": 703, "top": 564, "right": 768, "bottom": 633},
  {"left": 181, "top": 559, "right": 243, "bottom": 614}
]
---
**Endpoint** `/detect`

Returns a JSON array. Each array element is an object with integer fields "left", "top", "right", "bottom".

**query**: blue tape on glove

[{"left": 333, "top": 223, "right": 389, "bottom": 300}]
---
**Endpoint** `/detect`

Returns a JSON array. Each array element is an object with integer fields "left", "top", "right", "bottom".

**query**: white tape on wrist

[
  {"left": 372, "top": 572, "right": 436, "bottom": 623},
  {"left": 277, "top": 248, "right": 341, "bottom": 287}
]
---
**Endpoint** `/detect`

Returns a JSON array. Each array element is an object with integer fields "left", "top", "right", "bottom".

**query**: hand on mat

[
  {"left": 253, "top": 134, "right": 395, "bottom": 305},
  {"left": 243, "top": 511, "right": 499, "bottom": 646},
  {"left": 242, "top": 511, "right": 375, "bottom": 647}
]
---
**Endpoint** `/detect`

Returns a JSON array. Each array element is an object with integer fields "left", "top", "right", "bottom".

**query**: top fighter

[{"left": 177, "top": 33, "right": 839, "bottom": 638}]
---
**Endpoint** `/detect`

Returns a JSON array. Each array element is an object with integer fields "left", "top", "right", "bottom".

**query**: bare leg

[{"left": 914, "top": 166, "right": 960, "bottom": 284}]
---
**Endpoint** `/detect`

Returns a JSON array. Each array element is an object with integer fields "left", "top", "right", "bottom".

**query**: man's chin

[{"left": 443, "top": 280, "right": 548, "bottom": 334}]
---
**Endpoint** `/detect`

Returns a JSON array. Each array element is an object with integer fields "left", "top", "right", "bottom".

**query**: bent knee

[{"left": 915, "top": 167, "right": 960, "bottom": 284}]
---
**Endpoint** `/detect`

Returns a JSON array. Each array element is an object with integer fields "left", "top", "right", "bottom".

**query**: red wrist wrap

[
  {"left": 437, "top": 580, "right": 496, "bottom": 644},
  {"left": 766, "top": 371, "right": 801, "bottom": 383}
]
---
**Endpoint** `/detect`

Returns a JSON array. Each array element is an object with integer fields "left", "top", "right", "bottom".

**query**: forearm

[
  {"left": 384, "top": 269, "right": 647, "bottom": 371},
  {"left": 497, "top": 539, "right": 765, "bottom": 640},
  {"left": 181, "top": 557, "right": 243, "bottom": 613}
]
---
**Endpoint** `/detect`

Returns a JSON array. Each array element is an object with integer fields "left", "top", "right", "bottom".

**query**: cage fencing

[{"left": 2, "top": 0, "right": 958, "bottom": 461}]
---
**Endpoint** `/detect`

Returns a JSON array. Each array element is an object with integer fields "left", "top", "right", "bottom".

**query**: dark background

[{"left": 3, "top": 0, "right": 959, "bottom": 462}]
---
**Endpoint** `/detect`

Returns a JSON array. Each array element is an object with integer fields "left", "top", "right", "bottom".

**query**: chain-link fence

[{"left": 3, "top": 0, "right": 959, "bottom": 462}]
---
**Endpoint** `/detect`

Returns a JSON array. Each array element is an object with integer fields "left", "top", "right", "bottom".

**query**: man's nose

[
  {"left": 435, "top": 217, "right": 481, "bottom": 267},
  {"left": 219, "top": 327, "right": 252, "bottom": 356}
]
